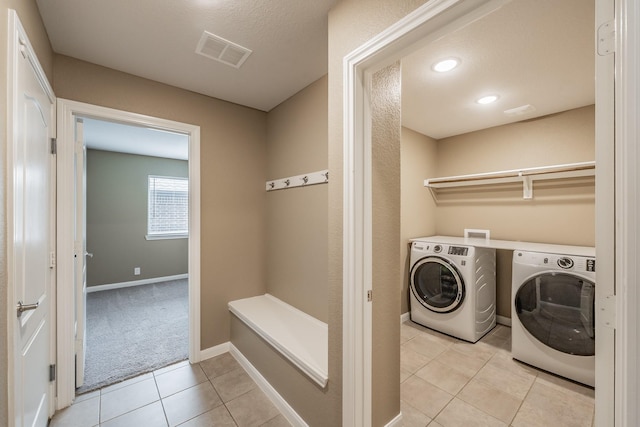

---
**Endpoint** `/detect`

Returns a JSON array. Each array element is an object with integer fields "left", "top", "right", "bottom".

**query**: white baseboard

[
  {"left": 229, "top": 344, "right": 308, "bottom": 427},
  {"left": 496, "top": 315, "right": 512, "bottom": 327},
  {"left": 199, "top": 342, "right": 230, "bottom": 362},
  {"left": 385, "top": 412, "right": 403, "bottom": 427},
  {"left": 87, "top": 274, "right": 188, "bottom": 293},
  {"left": 400, "top": 312, "right": 410, "bottom": 323}
]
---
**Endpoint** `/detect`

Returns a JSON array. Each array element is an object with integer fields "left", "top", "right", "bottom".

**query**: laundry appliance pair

[{"left": 409, "top": 238, "right": 496, "bottom": 343}]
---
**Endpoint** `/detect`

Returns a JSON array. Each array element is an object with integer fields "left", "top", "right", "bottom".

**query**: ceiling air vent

[{"left": 196, "top": 31, "right": 252, "bottom": 69}]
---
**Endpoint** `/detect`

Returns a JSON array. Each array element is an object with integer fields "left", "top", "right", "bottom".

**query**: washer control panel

[
  {"left": 412, "top": 242, "right": 470, "bottom": 257},
  {"left": 448, "top": 246, "right": 469, "bottom": 256}
]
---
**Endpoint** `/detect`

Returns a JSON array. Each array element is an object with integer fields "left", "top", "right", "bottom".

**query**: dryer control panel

[{"left": 514, "top": 251, "right": 595, "bottom": 274}]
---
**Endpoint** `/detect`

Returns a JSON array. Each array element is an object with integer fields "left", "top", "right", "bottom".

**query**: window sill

[{"left": 145, "top": 234, "right": 188, "bottom": 241}]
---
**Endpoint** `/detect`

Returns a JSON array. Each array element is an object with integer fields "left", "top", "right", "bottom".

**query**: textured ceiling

[
  {"left": 82, "top": 118, "right": 189, "bottom": 160},
  {"left": 402, "top": 0, "right": 595, "bottom": 139},
  {"left": 36, "top": 0, "right": 337, "bottom": 112},
  {"left": 38, "top": 0, "right": 595, "bottom": 155}
]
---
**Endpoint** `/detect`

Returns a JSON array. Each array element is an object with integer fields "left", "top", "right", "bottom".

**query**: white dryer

[
  {"left": 512, "top": 250, "right": 596, "bottom": 387},
  {"left": 409, "top": 240, "right": 496, "bottom": 343}
]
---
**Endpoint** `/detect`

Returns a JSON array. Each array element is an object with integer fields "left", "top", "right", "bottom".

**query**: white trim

[
  {"left": 229, "top": 344, "right": 308, "bottom": 427},
  {"left": 400, "top": 312, "right": 410, "bottom": 323},
  {"left": 86, "top": 274, "right": 189, "bottom": 293},
  {"left": 594, "top": 0, "right": 617, "bottom": 426},
  {"left": 145, "top": 234, "right": 188, "bottom": 241},
  {"left": 199, "top": 342, "right": 230, "bottom": 361},
  {"left": 56, "top": 99, "right": 202, "bottom": 408},
  {"left": 342, "top": 1, "right": 510, "bottom": 425},
  {"left": 496, "top": 315, "right": 511, "bottom": 327},
  {"left": 384, "top": 412, "right": 403, "bottom": 427},
  {"left": 188, "top": 121, "right": 201, "bottom": 365},
  {"left": 614, "top": 1, "right": 640, "bottom": 426}
]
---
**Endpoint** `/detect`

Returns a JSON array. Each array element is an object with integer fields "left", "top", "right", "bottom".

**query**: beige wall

[
  {"left": 54, "top": 55, "right": 268, "bottom": 350},
  {"left": 0, "top": 1, "right": 53, "bottom": 423},
  {"left": 436, "top": 105, "right": 595, "bottom": 318},
  {"left": 328, "top": 1, "right": 430, "bottom": 425},
  {"left": 86, "top": 150, "right": 188, "bottom": 286},
  {"left": 265, "top": 76, "right": 328, "bottom": 322},
  {"left": 400, "top": 127, "right": 438, "bottom": 314},
  {"left": 402, "top": 105, "right": 594, "bottom": 319},
  {"left": 371, "top": 62, "right": 402, "bottom": 426},
  {"left": 434, "top": 105, "right": 595, "bottom": 241}
]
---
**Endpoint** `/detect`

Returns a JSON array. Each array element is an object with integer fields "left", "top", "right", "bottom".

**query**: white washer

[
  {"left": 409, "top": 240, "right": 496, "bottom": 343},
  {"left": 512, "top": 250, "right": 596, "bottom": 387}
]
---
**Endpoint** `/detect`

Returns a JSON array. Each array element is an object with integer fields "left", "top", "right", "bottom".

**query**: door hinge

[
  {"left": 49, "top": 251, "right": 56, "bottom": 269},
  {"left": 597, "top": 20, "right": 615, "bottom": 56},
  {"left": 49, "top": 364, "right": 56, "bottom": 382},
  {"left": 50, "top": 138, "right": 57, "bottom": 155},
  {"left": 367, "top": 290, "right": 372, "bottom": 302},
  {"left": 18, "top": 38, "right": 27, "bottom": 59},
  {"left": 599, "top": 294, "right": 616, "bottom": 329}
]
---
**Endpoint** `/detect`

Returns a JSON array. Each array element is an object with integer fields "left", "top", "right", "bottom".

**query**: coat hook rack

[{"left": 266, "top": 169, "right": 329, "bottom": 191}]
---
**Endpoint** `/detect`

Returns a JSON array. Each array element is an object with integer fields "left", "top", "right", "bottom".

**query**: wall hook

[{"left": 265, "top": 169, "right": 329, "bottom": 191}]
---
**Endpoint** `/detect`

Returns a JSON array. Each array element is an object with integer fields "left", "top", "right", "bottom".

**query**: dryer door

[
  {"left": 515, "top": 273, "right": 595, "bottom": 356},
  {"left": 410, "top": 256, "right": 465, "bottom": 313}
]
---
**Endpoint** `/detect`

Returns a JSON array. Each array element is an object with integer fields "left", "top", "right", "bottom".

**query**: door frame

[
  {"left": 610, "top": 1, "right": 640, "bottom": 425},
  {"left": 55, "top": 99, "right": 201, "bottom": 408},
  {"left": 341, "top": 0, "right": 628, "bottom": 425}
]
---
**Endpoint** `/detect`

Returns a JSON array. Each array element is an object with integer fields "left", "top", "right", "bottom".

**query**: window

[{"left": 147, "top": 175, "right": 189, "bottom": 239}]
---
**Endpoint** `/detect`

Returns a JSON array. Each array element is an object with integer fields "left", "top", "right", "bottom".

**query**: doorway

[
  {"left": 340, "top": 0, "right": 621, "bottom": 425},
  {"left": 56, "top": 99, "right": 202, "bottom": 408},
  {"left": 398, "top": 1, "right": 596, "bottom": 423},
  {"left": 76, "top": 117, "right": 190, "bottom": 393}
]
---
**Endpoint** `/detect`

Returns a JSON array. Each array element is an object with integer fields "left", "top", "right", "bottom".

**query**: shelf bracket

[{"left": 522, "top": 175, "right": 533, "bottom": 199}]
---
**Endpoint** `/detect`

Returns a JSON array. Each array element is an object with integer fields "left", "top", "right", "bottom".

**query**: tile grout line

[
  {"left": 428, "top": 343, "right": 495, "bottom": 425},
  {"left": 152, "top": 372, "right": 172, "bottom": 427},
  {"left": 508, "top": 371, "right": 538, "bottom": 426}
]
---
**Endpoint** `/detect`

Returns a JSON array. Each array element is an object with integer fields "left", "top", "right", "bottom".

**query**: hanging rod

[
  {"left": 266, "top": 169, "right": 329, "bottom": 191},
  {"left": 424, "top": 161, "right": 595, "bottom": 199}
]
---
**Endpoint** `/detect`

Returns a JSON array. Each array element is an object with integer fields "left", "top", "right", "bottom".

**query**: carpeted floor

[{"left": 77, "top": 279, "right": 189, "bottom": 394}]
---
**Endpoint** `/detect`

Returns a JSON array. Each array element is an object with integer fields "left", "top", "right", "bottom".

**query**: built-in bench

[{"left": 228, "top": 294, "right": 328, "bottom": 388}]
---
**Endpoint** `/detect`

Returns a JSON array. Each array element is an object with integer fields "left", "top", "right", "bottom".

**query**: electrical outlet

[{"left": 134, "top": 267, "right": 141, "bottom": 275}]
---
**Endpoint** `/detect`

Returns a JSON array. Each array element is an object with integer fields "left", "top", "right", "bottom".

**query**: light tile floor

[
  {"left": 401, "top": 320, "right": 596, "bottom": 427},
  {"left": 51, "top": 322, "right": 596, "bottom": 427},
  {"left": 49, "top": 354, "right": 290, "bottom": 427}
]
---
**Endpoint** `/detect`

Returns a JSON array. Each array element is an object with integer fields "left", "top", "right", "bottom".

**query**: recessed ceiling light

[
  {"left": 432, "top": 58, "right": 460, "bottom": 73},
  {"left": 476, "top": 95, "right": 499, "bottom": 105}
]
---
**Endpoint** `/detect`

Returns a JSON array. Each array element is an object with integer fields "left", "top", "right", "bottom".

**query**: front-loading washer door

[
  {"left": 410, "top": 256, "right": 465, "bottom": 313},
  {"left": 515, "top": 272, "right": 595, "bottom": 356}
]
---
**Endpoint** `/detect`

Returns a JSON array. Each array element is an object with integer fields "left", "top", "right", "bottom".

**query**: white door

[
  {"left": 8, "top": 11, "right": 56, "bottom": 427},
  {"left": 74, "top": 118, "right": 89, "bottom": 387}
]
